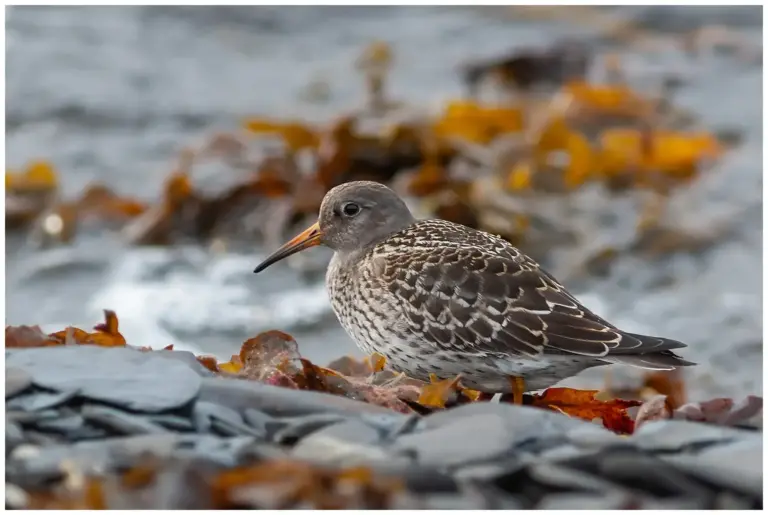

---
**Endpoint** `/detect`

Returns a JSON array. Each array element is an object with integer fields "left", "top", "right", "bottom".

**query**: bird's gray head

[{"left": 253, "top": 181, "right": 415, "bottom": 273}]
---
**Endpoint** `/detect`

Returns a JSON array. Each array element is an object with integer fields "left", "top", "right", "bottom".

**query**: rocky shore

[{"left": 6, "top": 345, "right": 762, "bottom": 509}]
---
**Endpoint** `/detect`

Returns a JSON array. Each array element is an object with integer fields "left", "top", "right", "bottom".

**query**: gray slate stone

[
  {"left": 395, "top": 403, "right": 590, "bottom": 469},
  {"left": 659, "top": 437, "right": 763, "bottom": 497},
  {"left": 6, "top": 367, "right": 32, "bottom": 398},
  {"left": 307, "top": 418, "right": 383, "bottom": 445},
  {"left": 81, "top": 404, "right": 172, "bottom": 436},
  {"left": 290, "top": 433, "right": 401, "bottom": 469},
  {"left": 7, "top": 389, "right": 80, "bottom": 412},
  {"left": 631, "top": 420, "right": 746, "bottom": 452},
  {"left": 197, "top": 377, "right": 398, "bottom": 417},
  {"left": 6, "top": 347, "right": 201, "bottom": 413},
  {"left": 193, "top": 401, "right": 265, "bottom": 438},
  {"left": 268, "top": 413, "right": 350, "bottom": 444},
  {"left": 393, "top": 413, "right": 517, "bottom": 469}
]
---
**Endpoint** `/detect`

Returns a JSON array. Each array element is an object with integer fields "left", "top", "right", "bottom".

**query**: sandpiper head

[{"left": 254, "top": 181, "right": 415, "bottom": 273}]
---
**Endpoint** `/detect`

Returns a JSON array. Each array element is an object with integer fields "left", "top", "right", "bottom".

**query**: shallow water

[{"left": 6, "top": 6, "right": 763, "bottom": 401}]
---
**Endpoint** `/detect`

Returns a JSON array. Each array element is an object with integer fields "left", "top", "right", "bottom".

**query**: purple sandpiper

[{"left": 254, "top": 181, "right": 694, "bottom": 401}]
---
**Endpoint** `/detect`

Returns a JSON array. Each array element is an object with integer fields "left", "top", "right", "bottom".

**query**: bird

[{"left": 253, "top": 181, "right": 694, "bottom": 402}]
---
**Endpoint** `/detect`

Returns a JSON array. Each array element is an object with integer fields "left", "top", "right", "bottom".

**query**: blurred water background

[{"left": 5, "top": 6, "right": 763, "bottom": 401}]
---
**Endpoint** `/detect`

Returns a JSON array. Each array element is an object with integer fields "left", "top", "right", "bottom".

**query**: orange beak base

[{"left": 253, "top": 222, "right": 323, "bottom": 273}]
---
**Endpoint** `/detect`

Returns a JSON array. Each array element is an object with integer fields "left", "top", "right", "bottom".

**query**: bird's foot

[{"left": 508, "top": 376, "right": 526, "bottom": 405}]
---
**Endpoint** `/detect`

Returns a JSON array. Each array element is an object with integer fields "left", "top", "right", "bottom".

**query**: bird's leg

[{"left": 508, "top": 376, "right": 526, "bottom": 405}]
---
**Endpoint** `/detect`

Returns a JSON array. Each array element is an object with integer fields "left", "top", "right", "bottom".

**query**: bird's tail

[
  {"left": 603, "top": 332, "right": 696, "bottom": 370},
  {"left": 603, "top": 350, "right": 696, "bottom": 371}
]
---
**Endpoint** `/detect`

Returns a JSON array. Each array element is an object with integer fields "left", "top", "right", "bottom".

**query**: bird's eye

[{"left": 342, "top": 202, "right": 360, "bottom": 217}]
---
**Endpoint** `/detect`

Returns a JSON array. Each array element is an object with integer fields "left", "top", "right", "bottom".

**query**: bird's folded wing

[{"left": 377, "top": 246, "right": 643, "bottom": 359}]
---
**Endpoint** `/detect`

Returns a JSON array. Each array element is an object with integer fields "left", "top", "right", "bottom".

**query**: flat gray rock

[
  {"left": 193, "top": 401, "right": 265, "bottom": 438},
  {"left": 197, "top": 377, "right": 398, "bottom": 417},
  {"left": 307, "top": 418, "right": 383, "bottom": 446},
  {"left": 659, "top": 438, "right": 763, "bottom": 497},
  {"left": 7, "top": 389, "right": 80, "bottom": 412},
  {"left": 393, "top": 413, "right": 518, "bottom": 469},
  {"left": 6, "top": 367, "right": 32, "bottom": 398},
  {"left": 6, "top": 347, "right": 201, "bottom": 413},
  {"left": 631, "top": 420, "right": 748, "bottom": 452},
  {"left": 268, "top": 413, "right": 350, "bottom": 444}
]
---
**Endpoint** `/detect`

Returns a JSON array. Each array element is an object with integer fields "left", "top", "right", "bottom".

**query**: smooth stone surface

[
  {"left": 198, "top": 377, "right": 398, "bottom": 417},
  {"left": 242, "top": 408, "right": 275, "bottom": 435},
  {"left": 6, "top": 389, "right": 80, "bottom": 412},
  {"left": 660, "top": 438, "right": 763, "bottom": 496},
  {"left": 268, "top": 413, "right": 350, "bottom": 444},
  {"left": 307, "top": 418, "right": 383, "bottom": 446},
  {"left": 536, "top": 491, "right": 633, "bottom": 510},
  {"left": 6, "top": 367, "right": 32, "bottom": 398},
  {"left": 290, "top": 433, "right": 398, "bottom": 468},
  {"left": 81, "top": 404, "right": 172, "bottom": 435},
  {"left": 141, "top": 413, "right": 197, "bottom": 432},
  {"left": 375, "top": 413, "right": 425, "bottom": 441},
  {"left": 7, "top": 347, "right": 201, "bottom": 413},
  {"left": 193, "top": 401, "right": 265, "bottom": 438},
  {"left": 631, "top": 420, "right": 745, "bottom": 451},
  {"left": 527, "top": 462, "right": 623, "bottom": 492},
  {"left": 154, "top": 350, "right": 218, "bottom": 377},
  {"left": 566, "top": 424, "right": 630, "bottom": 449},
  {"left": 393, "top": 413, "right": 518, "bottom": 469},
  {"left": 6, "top": 421, "right": 25, "bottom": 449},
  {"left": 571, "top": 449, "right": 714, "bottom": 499},
  {"left": 422, "top": 402, "right": 587, "bottom": 436},
  {"left": 32, "top": 414, "right": 87, "bottom": 434}
]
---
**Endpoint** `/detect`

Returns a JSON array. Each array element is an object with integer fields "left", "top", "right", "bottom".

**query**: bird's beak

[{"left": 253, "top": 221, "right": 323, "bottom": 273}]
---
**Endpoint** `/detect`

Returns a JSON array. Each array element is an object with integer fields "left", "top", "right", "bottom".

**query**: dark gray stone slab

[
  {"left": 81, "top": 404, "right": 172, "bottom": 436},
  {"left": 421, "top": 402, "right": 588, "bottom": 436},
  {"left": 6, "top": 367, "right": 32, "bottom": 398},
  {"left": 563, "top": 448, "right": 715, "bottom": 500},
  {"left": 6, "top": 347, "right": 201, "bottom": 413},
  {"left": 193, "top": 401, "right": 265, "bottom": 438},
  {"left": 140, "top": 414, "right": 197, "bottom": 432},
  {"left": 659, "top": 438, "right": 763, "bottom": 497},
  {"left": 394, "top": 403, "right": 590, "bottom": 469},
  {"left": 268, "top": 413, "right": 350, "bottom": 444},
  {"left": 370, "top": 413, "right": 425, "bottom": 441},
  {"left": 6, "top": 434, "right": 262, "bottom": 486},
  {"left": 6, "top": 421, "right": 25, "bottom": 450},
  {"left": 242, "top": 408, "right": 275, "bottom": 435},
  {"left": 197, "top": 377, "right": 397, "bottom": 417},
  {"left": 6, "top": 389, "right": 80, "bottom": 412}
]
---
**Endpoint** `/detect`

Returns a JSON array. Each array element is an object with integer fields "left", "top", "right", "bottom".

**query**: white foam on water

[{"left": 87, "top": 247, "right": 333, "bottom": 358}]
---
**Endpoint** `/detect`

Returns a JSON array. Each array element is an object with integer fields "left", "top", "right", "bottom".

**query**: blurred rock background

[{"left": 5, "top": 6, "right": 763, "bottom": 401}]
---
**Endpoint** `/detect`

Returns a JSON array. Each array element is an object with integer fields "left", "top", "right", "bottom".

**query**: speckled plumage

[{"left": 256, "top": 181, "right": 694, "bottom": 393}]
